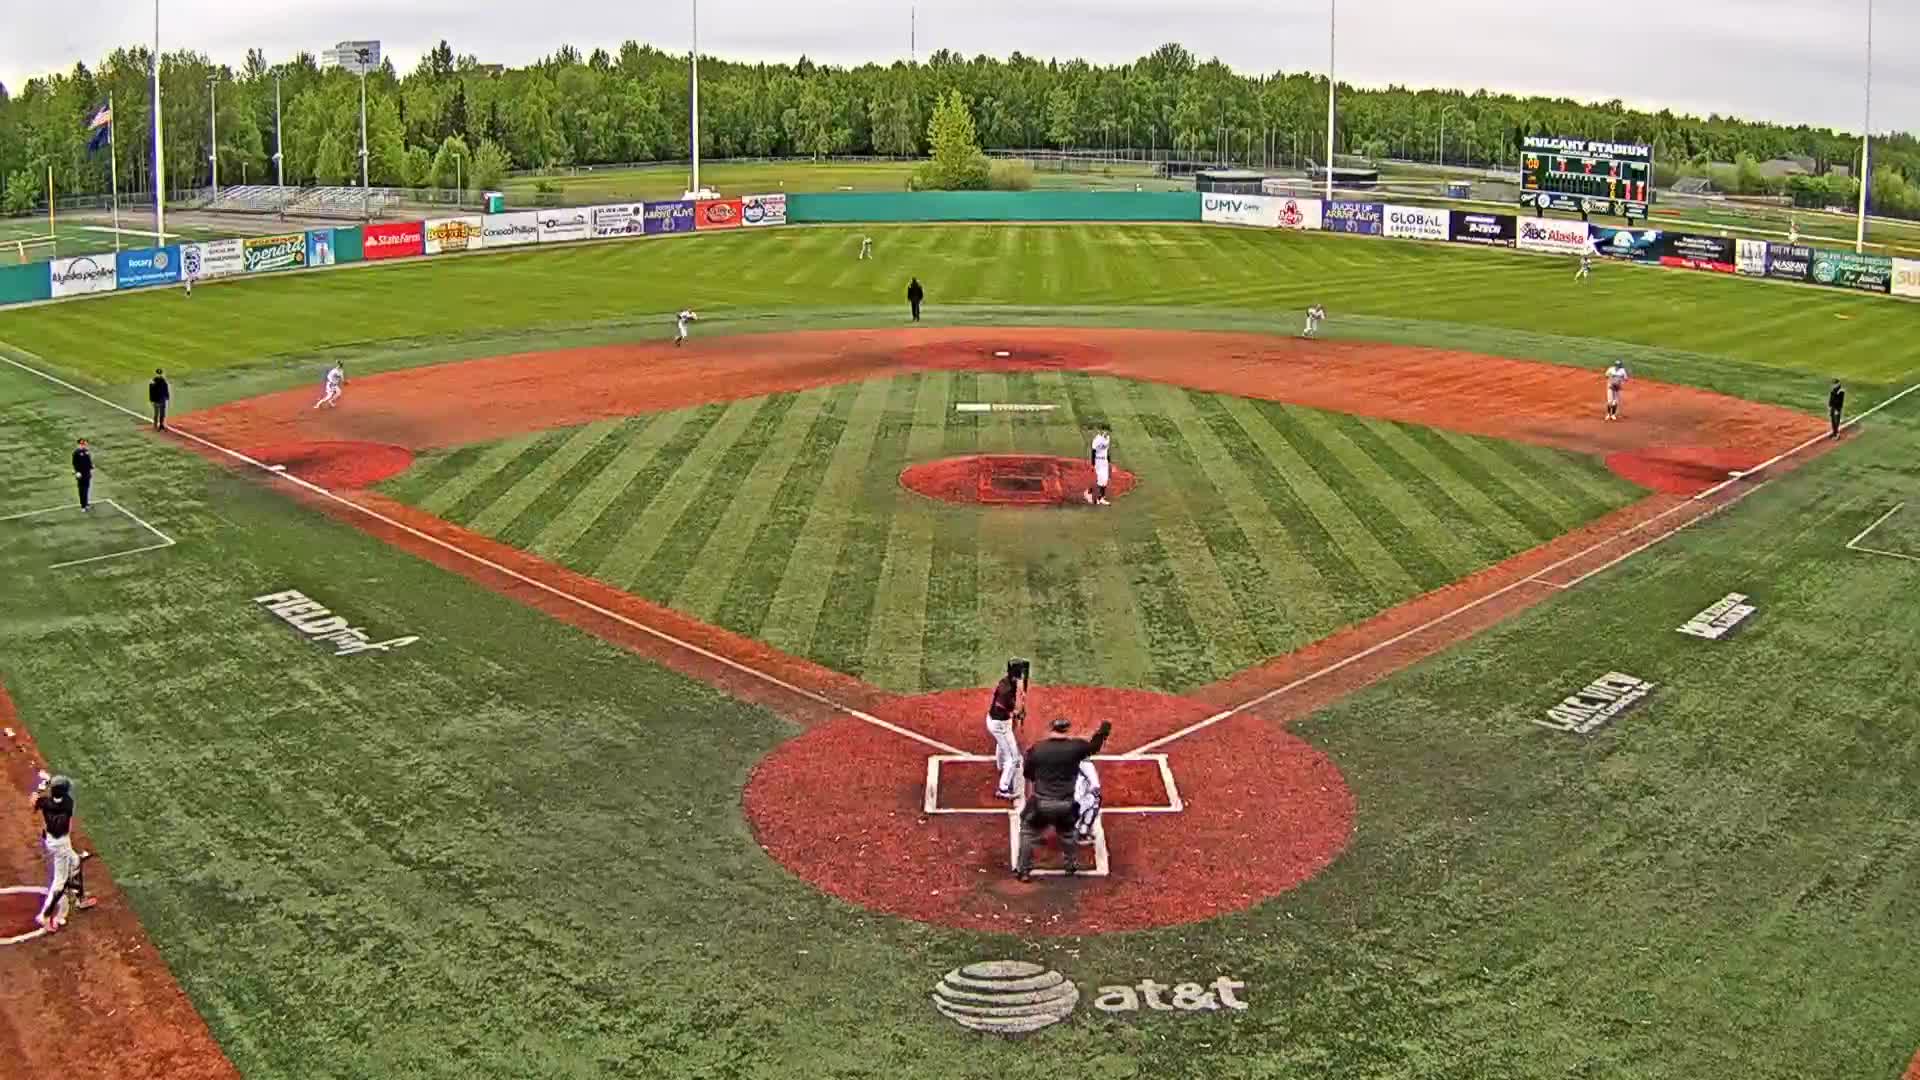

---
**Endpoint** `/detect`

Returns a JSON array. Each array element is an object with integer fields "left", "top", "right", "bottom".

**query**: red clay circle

[
  {"left": 243, "top": 441, "right": 414, "bottom": 490},
  {"left": 743, "top": 686, "right": 1353, "bottom": 935},
  {"left": 890, "top": 337, "right": 1114, "bottom": 370},
  {"left": 901, "top": 454, "right": 1138, "bottom": 507},
  {"left": 1605, "top": 446, "right": 1765, "bottom": 495}
]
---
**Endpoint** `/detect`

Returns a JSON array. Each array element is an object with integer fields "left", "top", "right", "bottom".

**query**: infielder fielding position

[
  {"left": 1605, "top": 361, "right": 1629, "bottom": 421},
  {"left": 313, "top": 362, "right": 345, "bottom": 409},
  {"left": 985, "top": 659, "right": 1029, "bottom": 799}
]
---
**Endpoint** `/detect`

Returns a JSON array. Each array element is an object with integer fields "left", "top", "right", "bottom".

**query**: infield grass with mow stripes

[{"left": 386, "top": 373, "right": 1644, "bottom": 693}]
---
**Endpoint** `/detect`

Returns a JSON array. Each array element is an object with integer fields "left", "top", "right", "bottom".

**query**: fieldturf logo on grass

[
  {"left": 1677, "top": 593, "right": 1757, "bottom": 640},
  {"left": 1537, "top": 672, "right": 1655, "bottom": 734},
  {"left": 932, "top": 962, "right": 1250, "bottom": 1034},
  {"left": 253, "top": 590, "right": 419, "bottom": 657}
]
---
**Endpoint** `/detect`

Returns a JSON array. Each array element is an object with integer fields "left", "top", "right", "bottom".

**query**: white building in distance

[{"left": 319, "top": 41, "right": 381, "bottom": 75}]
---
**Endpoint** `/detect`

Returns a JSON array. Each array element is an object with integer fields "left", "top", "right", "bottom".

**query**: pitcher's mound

[{"left": 901, "top": 454, "right": 1138, "bottom": 506}]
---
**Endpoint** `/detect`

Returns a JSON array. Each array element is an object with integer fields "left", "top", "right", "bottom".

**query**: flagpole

[
  {"left": 153, "top": 0, "right": 166, "bottom": 245},
  {"left": 109, "top": 93, "right": 122, "bottom": 251}
]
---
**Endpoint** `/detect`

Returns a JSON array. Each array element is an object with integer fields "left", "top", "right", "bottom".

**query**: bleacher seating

[
  {"left": 198, "top": 185, "right": 402, "bottom": 219},
  {"left": 200, "top": 185, "right": 301, "bottom": 213}
]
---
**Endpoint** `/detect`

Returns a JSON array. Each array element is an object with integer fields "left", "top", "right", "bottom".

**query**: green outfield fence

[{"left": 0, "top": 191, "right": 1914, "bottom": 311}]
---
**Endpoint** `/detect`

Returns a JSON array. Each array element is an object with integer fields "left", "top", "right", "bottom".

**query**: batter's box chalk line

[
  {"left": 1846, "top": 503, "right": 1920, "bottom": 564},
  {"left": 0, "top": 498, "right": 176, "bottom": 569},
  {"left": 924, "top": 754, "right": 1183, "bottom": 877},
  {"left": 0, "top": 885, "right": 54, "bottom": 946}
]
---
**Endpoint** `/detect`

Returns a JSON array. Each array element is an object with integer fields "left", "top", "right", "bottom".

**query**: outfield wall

[{"left": 1, "top": 189, "right": 1914, "bottom": 311}]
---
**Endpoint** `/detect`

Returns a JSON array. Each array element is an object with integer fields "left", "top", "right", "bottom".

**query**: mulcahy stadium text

[
  {"left": 1677, "top": 593, "right": 1757, "bottom": 640},
  {"left": 254, "top": 589, "right": 420, "bottom": 657},
  {"left": 1537, "top": 672, "right": 1655, "bottom": 734}
]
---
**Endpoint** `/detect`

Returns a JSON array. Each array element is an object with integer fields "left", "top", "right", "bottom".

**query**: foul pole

[
  {"left": 1325, "top": 0, "right": 1336, "bottom": 201},
  {"left": 691, "top": 0, "right": 702, "bottom": 195},
  {"left": 1855, "top": 0, "right": 1873, "bottom": 253},
  {"left": 152, "top": 0, "right": 166, "bottom": 244}
]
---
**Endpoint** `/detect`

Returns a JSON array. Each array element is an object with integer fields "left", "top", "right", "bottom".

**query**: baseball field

[{"left": 0, "top": 220, "right": 1916, "bottom": 1079}]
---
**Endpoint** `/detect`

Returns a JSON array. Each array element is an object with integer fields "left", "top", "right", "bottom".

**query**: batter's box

[{"left": 922, "top": 754, "right": 1184, "bottom": 815}]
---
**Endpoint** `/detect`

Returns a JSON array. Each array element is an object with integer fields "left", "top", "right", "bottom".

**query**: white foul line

[
  {"left": 1693, "top": 380, "right": 1920, "bottom": 502},
  {"left": 1534, "top": 479, "right": 1772, "bottom": 591},
  {"left": 0, "top": 352, "right": 965, "bottom": 757},
  {"left": 1845, "top": 502, "right": 1920, "bottom": 562}
]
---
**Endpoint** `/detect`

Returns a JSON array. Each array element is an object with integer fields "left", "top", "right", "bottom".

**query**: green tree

[
  {"left": 313, "top": 131, "right": 349, "bottom": 185},
  {"left": 2, "top": 167, "right": 37, "bottom": 212},
  {"left": 1046, "top": 86, "right": 1076, "bottom": 150},
  {"left": 430, "top": 135, "right": 471, "bottom": 189},
  {"left": 468, "top": 137, "right": 510, "bottom": 191},
  {"left": 912, "top": 89, "right": 988, "bottom": 190}
]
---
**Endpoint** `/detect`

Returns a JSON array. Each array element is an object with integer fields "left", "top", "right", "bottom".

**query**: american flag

[{"left": 85, "top": 104, "right": 112, "bottom": 152}]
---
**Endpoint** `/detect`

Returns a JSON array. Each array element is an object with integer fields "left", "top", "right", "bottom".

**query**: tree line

[{"left": 2, "top": 39, "right": 1916, "bottom": 217}]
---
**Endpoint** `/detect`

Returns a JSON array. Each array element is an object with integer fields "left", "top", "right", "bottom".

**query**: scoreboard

[{"left": 1520, "top": 136, "right": 1654, "bottom": 219}]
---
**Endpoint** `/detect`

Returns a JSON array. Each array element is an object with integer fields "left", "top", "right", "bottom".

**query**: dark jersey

[
  {"left": 1829, "top": 385, "right": 1845, "bottom": 412},
  {"left": 150, "top": 376, "right": 170, "bottom": 403},
  {"left": 1023, "top": 723, "right": 1111, "bottom": 801},
  {"left": 35, "top": 792, "right": 74, "bottom": 839},
  {"left": 988, "top": 676, "right": 1020, "bottom": 722},
  {"left": 72, "top": 448, "right": 93, "bottom": 476}
]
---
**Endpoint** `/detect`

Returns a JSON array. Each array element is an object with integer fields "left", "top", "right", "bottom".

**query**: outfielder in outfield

[
  {"left": 1605, "top": 361, "right": 1629, "bottom": 421},
  {"left": 985, "top": 659, "right": 1029, "bottom": 799},
  {"left": 675, "top": 309, "right": 698, "bottom": 346},
  {"left": 1303, "top": 303, "right": 1327, "bottom": 337}
]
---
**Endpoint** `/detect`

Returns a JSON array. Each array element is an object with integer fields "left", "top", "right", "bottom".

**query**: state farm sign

[
  {"left": 1516, "top": 216, "right": 1591, "bottom": 255},
  {"left": 363, "top": 221, "right": 424, "bottom": 261}
]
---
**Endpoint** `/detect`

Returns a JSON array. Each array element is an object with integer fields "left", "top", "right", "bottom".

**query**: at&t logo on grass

[{"left": 932, "top": 960, "right": 1248, "bottom": 1035}]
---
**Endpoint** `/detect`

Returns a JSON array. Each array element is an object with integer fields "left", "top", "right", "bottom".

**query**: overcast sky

[{"left": 4, "top": 0, "right": 1913, "bottom": 135}]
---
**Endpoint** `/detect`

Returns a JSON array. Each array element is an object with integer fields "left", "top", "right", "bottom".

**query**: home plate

[
  {"left": 1727, "top": 470, "right": 1745, "bottom": 478},
  {"left": 994, "top": 350, "right": 1011, "bottom": 358},
  {"left": 268, "top": 464, "right": 287, "bottom": 472}
]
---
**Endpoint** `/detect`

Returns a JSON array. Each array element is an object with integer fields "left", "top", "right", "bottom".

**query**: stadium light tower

[
  {"left": 152, "top": 0, "right": 166, "bottom": 243},
  {"left": 1324, "top": 0, "right": 1336, "bottom": 200},
  {"left": 690, "top": 0, "right": 703, "bottom": 197},
  {"left": 274, "top": 74, "right": 284, "bottom": 188},
  {"left": 207, "top": 74, "right": 218, "bottom": 200},
  {"left": 1856, "top": 0, "right": 1873, "bottom": 253},
  {"left": 357, "top": 47, "right": 371, "bottom": 217}
]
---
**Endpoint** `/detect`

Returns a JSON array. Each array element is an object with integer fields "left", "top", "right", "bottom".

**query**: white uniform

[
  {"left": 986, "top": 714, "right": 1021, "bottom": 796},
  {"left": 313, "top": 365, "right": 344, "bottom": 409},
  {"left": 38, "top": 833, "right": 81, "bottom": 925},
  {"left": 1605, "top": 363, "right": 1629, "bottom": 419},
  {"left": 859, "top": 236, "right": 873, "bottom": 260},
  {"left": 675, "top": 310, "right": 697, "bottom": 344},
  {"left": 1084, "top": 432, "right": 1112, "bottom": 505},
  {"left": 1576, "top": 253, "right": 1593, "bottom": 280},
  {"left": 1304, "top": 304, "right": 1326, "bottom": 336},
  {"left": 1073, "top": 759, "right": 1101, "bottom": 844}
]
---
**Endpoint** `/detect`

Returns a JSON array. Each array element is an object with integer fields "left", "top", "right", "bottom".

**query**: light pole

[
  {"left": 152, "top": 0, "right": 165, "bottom": 242},
  {"left": 206, "top": 74, "right": 218, "bottom": 199},
  {"left": 1438, "top": 105, "right": 1458, "bottom": 169},
  {"left": 690, "top": 0, "right": 702, "bottom": 196},
  {"left": 1325, "top": 0, "right": 1336, "bottom": 200},
  {"left": 1856, "top": 0, "right": 1873, "bottom": 252},
  {"left": 454, "top": 153, "right": 463, "bottom": 202},
  {"left": 273, "top": 73, "right": 284, "bottom": 187},
  {"left": 356, "top": 47, "right": 370, "bottom": 217}
]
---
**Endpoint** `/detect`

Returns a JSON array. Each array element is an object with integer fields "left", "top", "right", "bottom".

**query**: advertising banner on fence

[
  {"left": 1810, "top": 249, "right": 1892, "bottom": 293},
  {"left": 643, "top": 201, "right": 696, "bottom": 235},
  {"left": 695, "top": 198, "right": 745, "bottom": 230},
  {"left": 363, "top": 221, "right": 424, "bottom": 261},
  {"left": 49, "top": 254, "right": 117, "bottom": 297},
  {"left": 1895, "top": 258, "right": 1920, "bottom": 299},
  {"left": 1516, "top": 216, "right": 1591, "bottom": 255},
  {"left": 306, "top": 229, "right": 337, "bottom": 268},
  {"left": 1274, "top": 197, "right": 1323, "bottom": 231},
  {"left": 1763, "top": 243, "right": 1812, "bottom": 282},
  {"left": 591, "top": 203, "right": 647, "bottom": 238},
  {"left": 1449, "top": 211, "right": 1516, "bottom": 247},
  {"left": 536, "top": 209, "right": 591, "bottom": 243},
  {"left": 1323, "top": 201, "right": 1384, "bottom": 236},
  {"left": 481, "top": 211, "right": 540, "bottom": 248},
  {"left": 1736, "top": 239, "right": 1769, "bottom": 276},
  {"left": 115, "top": 245, "right": 180, "bottom": 289},
  {"left": 743, "top": 193, "right": 787, "bottom": 227},
  {"left": 1383, "top": 204, "right": 1449, "bottom": 241},
  {"left": 424, "top": 216, "right": 485, "bottom": 255},
  {"left": 333, "top": 226, "right": 364, "bottom": 264},
  {"left": 1201, "top": 194, "right": 1280, "bottom": 228},
  {"left": 243, "top": 233, "right": 307, "bottom": 274},
  {"left": 184, "top": 237, "right": 244, "bottom": 280},
  {"left": 1591, "top": 227, "right": 1661, "bottom": 263},
  {"left": 1657, "top": 233, "right": 1736, "bottom": 274}
]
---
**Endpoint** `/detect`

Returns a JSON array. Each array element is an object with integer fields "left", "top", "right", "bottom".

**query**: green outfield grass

[
  {"left": 1, "top": 224, "right": 1913, "bottom": 403},
  {"left": 1, "top": 217, "right": 1918, "bottom": 1079},
  {"left": 381, "top": 373, "right": 1641, "bottom": 692}
]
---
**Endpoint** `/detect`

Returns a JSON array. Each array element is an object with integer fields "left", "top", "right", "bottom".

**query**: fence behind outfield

[{"left": 0, "top": 190, "right": 1914, "bottom": 310}]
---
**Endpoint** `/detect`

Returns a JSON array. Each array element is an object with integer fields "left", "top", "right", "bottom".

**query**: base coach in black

[
  {"left": 1015, "top": 717, "right": 1112, "bottom": 881},
  {"left": 1829, "top": 379, "right": 1845, "bottom": 439},
  {"left": 149, "top": 368, "right": 171, "bottom": 431},
  {"left": 72, "top": 438, "right": 95, "bottom": 512},
  {"left": 907, "top": 277, "right": 925, "bottom": 322}
]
